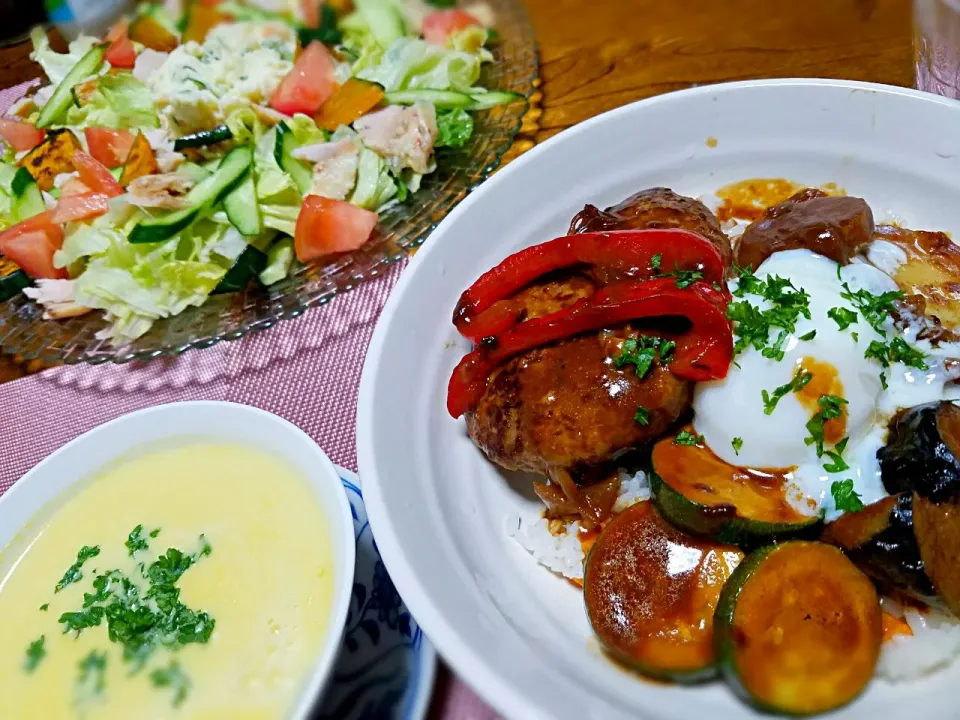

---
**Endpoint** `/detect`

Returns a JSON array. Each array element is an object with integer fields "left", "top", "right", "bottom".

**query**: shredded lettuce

[
  {"left": 64, "top": 74, "right": 160, "bottom": 130},
  {"left": 354, "top": 37, "right": 486, "bottom": 92},
  {"left": 254, "top": 127, "right": 301, "bottom": 205},
  {"left": 29, "top": 28, "right": 99, "bottom": 86},
  {"left": 447, "top": 27, "right": 491, "bottom": 57},
  {"left": 349, "top": 147, "right": 397, "bottom": 210},
  {"left": 0, "top": 163, "right": 16, "bottom": 230},
  {"left": 288, "top": 113, "right": 327, "bottom": 146},
  {"left": 225, "top": 107, "right": 264, "bottom": 146},
  {"left": 260, "top": 204, "right": 300, "bottom": 236},
  {"left": 435, "top": 108, "right": 474, "bottom": 148}
]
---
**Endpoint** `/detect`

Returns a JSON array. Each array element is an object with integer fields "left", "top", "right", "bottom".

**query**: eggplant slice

[
  {"left": 878, "top": 402, "right": 960, "bottom": 502},
  {"left": 913, "top": 493, "right": 960, "bottom": 617}
]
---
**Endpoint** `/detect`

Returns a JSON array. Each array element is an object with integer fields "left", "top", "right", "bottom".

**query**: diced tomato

[
  {"left": 0, "top": 227, "right": 66, "bottom": 280},
  {"left": 71, "top": 151, "right": 124, "bottom": 198},
  {"left": 84, "top": 127, "right": 135, "bottom": 168},
  {"left": 270, "top": 41, "right": 337, "bottom": 117},
  {"left": 0, "top": 210, "right": 56, "bottom": 246},
  {"left": 0, "top": 117, "right": 44, "bottom": 152},
  {"left": 294, "top": 195, "right": 378, "bottom": 261},
  {"left": 422, "top": 9, "right": 481, "bottom": 45},
  {"left": 105, "top": 35, "right": 137, "bottom": 69},
  {"left": 60, "top": 177, "right": 93, "bottom": 197},
  {"left": 51, "top": 193, "right": 111, "bottom": 224}
]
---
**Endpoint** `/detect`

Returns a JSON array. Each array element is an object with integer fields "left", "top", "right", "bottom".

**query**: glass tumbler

[{"left": 916, "top": 0, "right": 960, "bottom": 97}]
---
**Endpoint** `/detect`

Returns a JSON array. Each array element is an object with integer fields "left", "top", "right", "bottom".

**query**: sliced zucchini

[
  {"left": 355, "top": 0, "right": 406, "bottom": 47},
  {"left": 173, "top": 125, "right": 234, "bottom": 152},
  {"left": 878, "top": 401, "right": 960, "bottom": 502},
  {"left": 223, "top": 172, "right": 261, "bottom": 236},
  {"left": 913, "top": 492, "right": 960, "bottom": 617},
  {"left": 259, "top": 237, "right": 294, "bottom": 286},
  {"left": 0, "top": 256, "right": 30, "bottom": 301},
  {"left": 650, "top": 432, "right": 820, "bottom": 546},
  {"left": 714, "top": 541, "right": 881, "bottom": 716},
  {"left": 12, "top": 167, "right": 46, "bottom": 222},
  {"left": 37, "top": 44, "right": 106, "bottom": 129},
  {"left": 583, "top": 501, "right": 742, "bottom": 683},
  {"left": 822, "top": 493, "right": 935, "bottom": 601},
  {"left": 273, "top": 122, "right": 313, "bottom": 195},
  {"left": 129, "top": 146, "right": 252, "bottom": 244},
  {"left": 212, "top": 245, "right": 267, "bottom": 294}
]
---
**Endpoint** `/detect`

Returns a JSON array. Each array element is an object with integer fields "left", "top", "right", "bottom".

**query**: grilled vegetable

[
  {"left": 17, "top": 129, "right": 82, "bottom": 192},
  {"left": 650, "top": 433, "right": 819, "bottom": 546},
  {"left": 913, "top": 493, "right": 960, "bottom": 617},
  {"left": 583, "top": 501, "right": 742, "bottom": 683},
  {"left": 172, "top": 125, "right": 233, "bottom": 152},
  {"left": 119, "top": 132, "right": 159, "bottom": 186},
  {"left": 878, "top": 401, "right": 960, "bottom": 502},
  {"left": 182, "top": 2, "right": 225, "bottom": 44},
  {"left": 128, "top": 14, "right": 179, "bottom": 52},
  {"left": 714, "top": 541, "right": 881, "bottom": 716},
  {"left": 823, "top": 493, "right": 935, "bottom": 600},
  {"left": 0, "top": 255, "right": 30, "bottom": 301},
  {"left": 314, "top": 79, "right": 385, "bottom": 132}
]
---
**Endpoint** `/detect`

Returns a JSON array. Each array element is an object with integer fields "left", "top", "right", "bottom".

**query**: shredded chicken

[
  {"left": 133, "top": 49, "right": 169, "bottom": 84},
  {"left": 354, "top": 103, "right": 438, "bottom": 175},
  {"left": 300, "top": 140, "right": 361, "bottom": 201},
  {"left": 23, "top": 279, "right": 91, "bottom": 320},
  {"left": 126, "top": 173, "right": 195, "bottom": 209}
]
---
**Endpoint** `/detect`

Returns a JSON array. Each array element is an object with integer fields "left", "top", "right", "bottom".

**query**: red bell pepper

[
  {"left": 453, "top": 229, "right": 725, "bottom": 341},
  {"left": 446, "top": 278, "right": 733, "bottom": 418}
]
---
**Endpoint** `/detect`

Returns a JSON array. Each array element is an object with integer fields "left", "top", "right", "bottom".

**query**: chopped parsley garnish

[
  {"left": 732, "top": 437, "right": 743, "bottom": 455},
  {"left": 151, "top": 661, "right": 191, "bottom": 707},
  {"left": 76, "top": 650, "right": 107, "bottom": 699},
  {"left": 839, "top": 283, "right": 903, "bottom": 333},
  {"left": 125, "top": 525, "right": 160, "bottom": 557},
  {"left": 650, "top": 253, "right": 662, "bottom": 272},
  {"left": 55, "top": 545, "right": 100, "bottom": 594},
  {"left": 799, "top": 329, "right": 817, "bottom": 341},
  {"left": 614, "top": 336, "right": 674, "bottom": 378},
  {"left": 674, "top": 430, "right": 704, "bottom": 446},
  {"left": 822, "top": 437, "right": 850, "bottom": 473},
  {"left": 762, "top": 368, "right": 813, "bottom": 415},
  {"left": 655, "top": 262, "right": 704, "bottom": 289},
  {"left": 59, "top": 606, "right": 105, "bottom": 634},
  {"left": 24, "top": 635, "right": 45, "bottom": 673},
  {"left": 634, "top": 405, "right": 650, "bottom": 426},
  {"left": 865, "top": 337, "right": 928, "bottom": 370},
  {"left": 827, "top": 306, "right": 858, "bottom": 330},
  {"left": 805, "top": 394, "right": 848, "bottom": 457},
  {"left": 880, "top": 371, "right": 889, "bottom": 390},
  {"left": 39, "top": 603, "right": 48, "bottom": 612},
  {"left": 727, "top": 266, "right": 811, "bottom": 359},
  {"left": 831, "top": 479, "right": 865, "bottom": 513}
]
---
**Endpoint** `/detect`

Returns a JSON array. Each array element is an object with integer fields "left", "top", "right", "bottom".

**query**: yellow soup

[{"left": 0, "top": 443, "right": 335, "bottom": 719}]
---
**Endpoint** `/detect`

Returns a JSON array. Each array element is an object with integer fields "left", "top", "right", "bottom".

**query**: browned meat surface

[
  {"left": 736, "top": 188, "right": 874, "bottom": 271},
  {"left": 569, "top": 187, "right": 732, "bottom": 271},
  {"left": 465, "top": 330, "right": 693, "bottom": 475},
  {"left": 485, "top": 273, "right": 597, "bottom": 327}
]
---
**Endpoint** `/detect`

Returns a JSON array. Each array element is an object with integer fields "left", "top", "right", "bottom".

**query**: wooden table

[{"left": 0, "top": 1, "right": 915, "bottom": 715}]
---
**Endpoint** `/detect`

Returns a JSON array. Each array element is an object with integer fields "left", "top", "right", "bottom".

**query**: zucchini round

[
  {"left": 650, "top": 433, "right": 820, "bottom": 546},
  {"left": 714, "top": 541, "right": 881, "bottom": 716},
  {"left": 583, "top": 501, "right": 742, "bottom": 683},
  {"left": 878, "top": 401, "right": 960, "bottom": 502}
]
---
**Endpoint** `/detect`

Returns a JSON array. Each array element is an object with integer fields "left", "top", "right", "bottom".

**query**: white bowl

[
  {"left": 0, "top": 400, "right": 355, "bottom": 718},
  {"left": 357, "top": 79, "right": 960, "bottom": 720}
]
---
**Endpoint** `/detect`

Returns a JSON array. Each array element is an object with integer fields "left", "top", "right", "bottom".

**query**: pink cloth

[{"left": 0, "top": 80, "right": 499, "bottom": 720}]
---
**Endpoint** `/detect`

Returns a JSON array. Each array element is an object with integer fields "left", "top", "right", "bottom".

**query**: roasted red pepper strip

[
  {"left": 453, "top": 229, "right": 725, "bottom": 341},
  {"left": 447, "top": 279, "right": 733, "bottom": 418}
]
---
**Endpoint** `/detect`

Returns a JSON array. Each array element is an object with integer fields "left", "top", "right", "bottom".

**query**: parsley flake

[
  {"left": 125, "top": 525, "right": 157, "bottom": 557},
  {"left": 864, "top": 336, "right": 928, "bottom": 370},
  {"left": 151, "top": 661, "right": 191, "bottom": 708},
  {"left": 727, "top": 267, "right": 811, "bottom": 359},
  {"left": 805, "top": 394, "right": 848, "bottom": 457},
  {"left": 827, "top": 306, "right": 858, "bottom": 330},
  {"left": 614, "top": 336, "right": 674, "bottom": 378},
  {"left": 24, "top": 635, "right": 45, "bottom": 673},
  {"left": 732, "top": 437, "right": 743, "bottom": 455},
  {"left": 831, "top": 479, "right": 865, "bottom": 513},
  {"left": 799, "top": 329, "right": 817, "bottom": 341},
  {"left": 39, "top": 603, "right": 48, "bottom": 612},
  {"left": 674, "top": 430, "right": 704, "bottom": 446},
  {"left": 762, "top": 368, "right": 813, "bottom": 415},
  {"left": 76, "top": 650, "right": 107, "bottom": 699},
  {"left": 634, "top": 405, "right": 650, "bottom": 426},
  {"left": 650, "top": 253, "right": 662, "bottom": 272},
  {"left": 655, "top": 262, "right": 703, "bottom": 289},
  {"left": 55, "top": 545, "right": 100, "bottom": 594},
  {"left": 822, "top": 436, "right": 850, "bottom": 473}
]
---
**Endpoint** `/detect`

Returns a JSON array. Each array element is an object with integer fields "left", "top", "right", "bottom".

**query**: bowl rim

[
  {"left": 356, "top": 77, "right": 960, "bottom": 720},
  {"left": 0, "top": 400, "right": 355, "bottom": 718}
]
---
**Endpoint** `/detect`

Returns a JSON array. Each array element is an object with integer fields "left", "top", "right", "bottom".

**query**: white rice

[
  {"left": 507, "top": 470, "right": 650, "bottom": 581},
  {"left": 878, "top": 601, "right": 960, "bottom": 682}
]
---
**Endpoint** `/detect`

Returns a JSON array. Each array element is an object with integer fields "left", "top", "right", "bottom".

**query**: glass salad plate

[{"left": 0, "top": 0, "right": 538, "bottom": 366}]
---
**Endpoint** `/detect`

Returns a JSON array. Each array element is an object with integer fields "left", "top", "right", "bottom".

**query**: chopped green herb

[
  {"left": 24, "top": 635, "right": 45, "bottom": 673},
  {"left": 839, "top": 283, "right": 903, "bottom": 333},
  {"left": 39, "top": 603, "right": 49, "bottom": 612},
  {"left": 732, "top": 437, "right": 743, "bottom": 455},
  {"left": 650, "top": 253, "right": 662, "bottom": 273},
  {"left": 827, "top": 306, "right": 858, "bottom": 330},
  {"left": 614, "top": 336, "right": 673, "bottom": 378},
  {"left": 864, "top": 337, "right": 928, "bottom": 370},
  {"left": 76, "top": 650, "right": 107, "bottom": 699},
  {"left": 658, "top": 339, "right": 676, "bottom": 365},
  {"left": 59, "top": 606, "right": 105, "bottom": 635},
  {"left": 655, "top": 262, "right": 703, "bottom": 289},
  {"left": 55, "top": 545, "right": 100, "bottom": 593},
  {"left": 712, "top": 281, "right": 723, "bottom": 292},
  {"left": 151, "top": 661, "right": 191, "bottom": 708},
  {"left": 805, "top": 394, "right": 849, "bottom": 457},
  {"left": 727, "top": 268, "right": 811, "bottom": 358},
  {"left": 851, "top": 331, "right": 859, "bottom": 342},
  {"left": 762, "top": 368, "right": 813, "bottom": 415},
  {"left": 674, "top": 430, "right": 704, "bottom": 446},
  {"left": 880, "top": 371, "right": 889, "bottom": 390},
  {"left": 125, "top": 525, "right": 154, "bottom": 556},
  {"left": 822, "top": 437, "right": 850, "bottom": 473},
  {"left": 799, "top": 329, "right": 817, "bottom": 341},
  {"left": 149, "top": 528, "right": 161, "bottom": 538},
  {"left": 831, "top": 479, "right": 865, "bottom": 513},
  {"left": 634, "top": 405, "right": 650, "bottom": 426}
]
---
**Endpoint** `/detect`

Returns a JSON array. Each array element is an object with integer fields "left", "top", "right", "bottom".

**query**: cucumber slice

[
  {"left": 273, "top": 122, "right": 313, "bottom": 195},
  {"left": 37, "top": 44, "right": 106, "bottom": 129},
  {"left": 129, "top": 146, "right": 252, "bottom": 244},
  {"left": 714, "top": 541, "right": 881, "bottom": 715},
  {"left": 12, "top": 167, "right": 46, "bottom": 222},
  {"left": 173, "top": 125, "right": 233, "bottom": 152},
  {"left": 259, "top": 237, "right": 294, "bottom": 286},
  {"left": 384, "top": 89, "right": 473, "bottom": 109},
  {"left": 212, "top": 244, "right": 268, "bottom": 294},
  {"left": 177, "top": 162, "right": 213, "bottom": 184},
  {"left": 355, "top": 0, "right": 405, "bottom": 47},
  {"left": 468, "top": 90, "right": 525, "bottom": 110},
  {"left": 223, "top": 172, "right": 262, "bottom": 236},
  {"left": 650, "top": 431, "right": 820, "bottom": 546}
]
